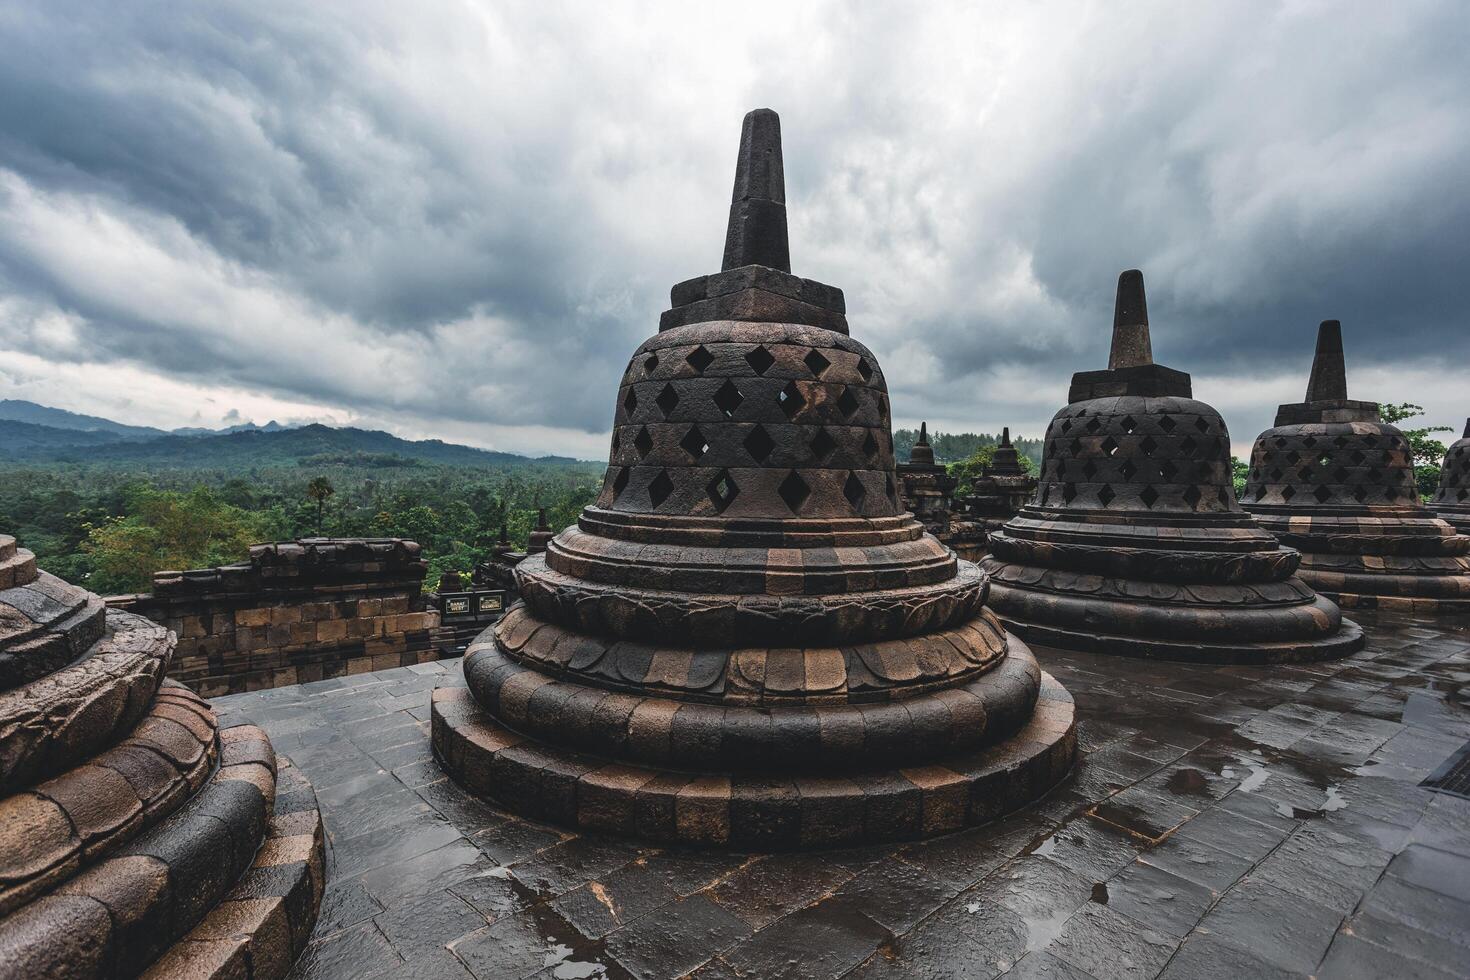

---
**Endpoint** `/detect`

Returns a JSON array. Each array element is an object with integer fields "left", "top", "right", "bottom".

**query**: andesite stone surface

[
  {"left": 1432, "top": 419, "right": 1470, "bottom": 534},
  {"left": 431, "top": 110, "right": 1076, "bottom": 848},
  {"left": 981, "top": 272, "right": 1364, "bottom": 663},
  {"left": 0, "top": 529, "right": 325, "bottom": 979},
  {"left": 107, "top": 537, "right": 450, "bottom": 695},
  {"left": 1242, "top": 321, "right": 1470, "bottom": 613},
  {"left": 216, "top": 609, "right": 1470, "bottom": 980}
]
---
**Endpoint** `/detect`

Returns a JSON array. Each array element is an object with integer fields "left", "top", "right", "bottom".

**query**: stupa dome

[
  {"left": 432, "top": 109, "right": 1076, "bottom": 849},
  {"left": 1241, "top": 322, "right": 1470, "bottom": 612},
  {"left": 1432, "top": 420, "right": 1470, "bottom": 534},
  {"left": 980, "top": 271, "right": 1363, "bottom": 663}
]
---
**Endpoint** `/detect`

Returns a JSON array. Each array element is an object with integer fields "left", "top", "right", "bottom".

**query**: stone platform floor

[{"left": 213, "top": 612, "right": 1470, "bottom": 980}]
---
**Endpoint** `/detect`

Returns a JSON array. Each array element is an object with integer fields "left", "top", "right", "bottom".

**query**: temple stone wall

[{"left": 108, "top": 537, "right": 457, "bottom": 695}]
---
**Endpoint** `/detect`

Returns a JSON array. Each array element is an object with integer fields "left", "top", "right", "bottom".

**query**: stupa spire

[
  {"left": 1108, "top": 269, "right": 1153, "bottom": 369},
  {"left": 909, "top": 421, "right": 936, "bottom": 467},
  {"left": 722, "top": 108, "right": 790, "bottom": 272},
  {"left": 1000, "top": 426, "right": 1012, "bottom": 448},
  {"left": 1305, "top": 320, "right": 1348, "bottom": 402}
]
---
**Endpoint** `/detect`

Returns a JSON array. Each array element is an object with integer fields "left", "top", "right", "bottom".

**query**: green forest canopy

[
  {"left": 0, "top": 459, "right": 604, "bottom": 594},
  {"left": 2, "top": 403, "right": 1448, "bottom": 596}
]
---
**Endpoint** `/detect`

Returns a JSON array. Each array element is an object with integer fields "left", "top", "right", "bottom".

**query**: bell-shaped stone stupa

[
  {"left": 0, "top": 530, "right": 324, "bottom": 978},
  {"left": 962, "top": 427, "right": 1038, "bottom": 538},
  {"left": 1241, "top": 322, "right": 1470, "bottom": 612},
  {"left": 897, "top": 422, "right": 960, "bottom": 540},
  {"left": 980, "top": 272, "right": 1363, "bottom": 663},
  {"left": 1432, "top": 420, "right": 1470, "bottom": 535},
  {"left": 432, "top": 109, "right": 1076, "bottom": 849}
]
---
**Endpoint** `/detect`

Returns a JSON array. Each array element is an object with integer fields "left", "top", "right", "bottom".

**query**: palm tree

[{"left": 306, "top": 477, "right": 335, "bottom": 534}]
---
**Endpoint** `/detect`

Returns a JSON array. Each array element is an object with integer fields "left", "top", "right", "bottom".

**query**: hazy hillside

[
  {"left": 0, "top": 419, "right": 133, "bottom": 452},
  {"left": 1, "top": 420, "right": 582, "bottom": 469},
  {"left": 0, "top": 399, "right": 167, "bottom": 439}
]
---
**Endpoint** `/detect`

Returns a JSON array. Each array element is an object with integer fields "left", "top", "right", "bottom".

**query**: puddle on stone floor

[
  {"left": 457, "top": 864, "right": 621, "bottom": 979},
  {"left": 1224, "top": 751, "right": 1270, "bottom": 792},
  {"left": 1021, "top": 830, "right": 1059, "bottom": 858},
  {"left": 1275, "top": 784, "right": 1348, "bottom": 821},
  {"left": 1021, "top": 906, "right": 1074, "bottom": 953},
  {"left": 546, "top": 944, "right": 607, "bottom": 979},
  {"left": 1165, "top": 768, "right": 1211, "bottom": 797}
]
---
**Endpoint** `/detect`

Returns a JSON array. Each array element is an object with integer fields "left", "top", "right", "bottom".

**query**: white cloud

[{"left": 0, "top": 0, "right": 1466, "bottom": 458}]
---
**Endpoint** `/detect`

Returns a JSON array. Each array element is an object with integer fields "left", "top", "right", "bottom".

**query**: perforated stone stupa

[
  {"left": 0, "top": 530, "right": 324, "bottom": 978},
  {"left": 432, "top": 109, "right": 1076, "bottom": 849},
  {"left": 896, "top": 422, "right": 960, "bottom": 539},
  {"left": 960, "top": 427, "right": 1038, "bottom": 538},
  {"left": 1433, "top": 420, "right": 1470, "bottom": 535},
  {"left": 1241, "top": 322, "right": 1470, "bottom": 612},
  {"left": 980, "top": 271, "right": 1363, "bottom": 663}
]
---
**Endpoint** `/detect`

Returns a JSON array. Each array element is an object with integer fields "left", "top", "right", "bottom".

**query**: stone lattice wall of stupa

[
  {"left": 431, "top": 109, "right": 1077, "bottom": 850},
  {"left": 1241, "top": 322, "right": 1470, "bottom": 612},
  {"left": 979, "top": 271, "right": 1363, "bottom": 664},
  {"left": 0, "top": 531, "right": 325, "bottom": 979},
  {"left": 1432, "top": 421, "right": 1470, "bottom": 535}
]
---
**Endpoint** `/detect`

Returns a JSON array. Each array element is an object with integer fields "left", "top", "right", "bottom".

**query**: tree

[
  {"left": 305, "top": 476, "right": 335, "bottom": 533},
  {"left": 1231, "top": 457, "right": 1249, "bottom": 498},
  {"left": 82, "top": 486, "right": 266, "bottom": 594},
  {"left": 1380, "top": 403, "right": 1451, "bottom": 500},
  {"left": 948, "top": 445, "right": 1036, "bottom": 496}
]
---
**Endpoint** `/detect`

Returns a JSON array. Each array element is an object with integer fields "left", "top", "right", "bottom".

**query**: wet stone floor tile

[{"left": 206, "top": 615, "right": 1470, "bottom": 979}]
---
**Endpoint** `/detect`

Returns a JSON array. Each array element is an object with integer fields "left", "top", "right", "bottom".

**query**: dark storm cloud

[{"left": 0, "top": 1, "right": 1467, "bottom": 456}]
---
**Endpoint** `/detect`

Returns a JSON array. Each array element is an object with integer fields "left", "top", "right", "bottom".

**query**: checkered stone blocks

[
  {"left": 599, "top": 322, "right": 900, "bottom": 520},
  {"left": 1242, "top": 422, "right": 1422, "bottom": 509},
  {"left": 1035, "top": 396, "right": 1238, "bottom": 514}
]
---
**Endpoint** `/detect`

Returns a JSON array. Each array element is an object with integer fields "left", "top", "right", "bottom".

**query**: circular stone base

[
  {"left": 1315, "top": 590, "right": 1470, "bottom": 614},
  {"left": 994, "top": 612, "right": 1364, "bottom": 664},
  {"left": 431, "top": 673, "right": 1076, "bottom": 850}
]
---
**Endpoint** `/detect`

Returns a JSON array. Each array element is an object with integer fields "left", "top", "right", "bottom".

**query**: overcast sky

[{"left": 1, "top": 2, "right": 1467, "bottom": 459}]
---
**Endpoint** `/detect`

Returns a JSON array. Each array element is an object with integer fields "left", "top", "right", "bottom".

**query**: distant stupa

[
  {"left": 1432, "top": 420, "right": 1470, "bottom": 534},
  {"left": 980, "top": 271, "right": 1363, "bottom": 662},
  {"left": 1241, "top": 321, "right": 1470, "bottom": 612},
  {"left": 432, "top": 109, "right": 1076, "bottom": 849}
]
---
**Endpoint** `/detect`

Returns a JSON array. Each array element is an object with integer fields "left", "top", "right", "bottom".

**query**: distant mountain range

[
  {"left": 0, "top": 400, "right": 583, "bottom": 469},
  {"left": 0, "top": 399, "right": 293, "bottom": 440}
]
